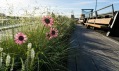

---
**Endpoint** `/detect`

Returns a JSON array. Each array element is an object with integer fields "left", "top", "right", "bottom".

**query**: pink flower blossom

[
  {"left": 42, "top": 16, "right": 54, "bottom": 27},
  {"left": 14, "top": 32, "right": 27, "bottom": 45},
  {"left": 46, "top": 33, "right": 52, "bottom": 40},
  {"left": 50, "top": 28, "right": 58, "bottom": 38}
]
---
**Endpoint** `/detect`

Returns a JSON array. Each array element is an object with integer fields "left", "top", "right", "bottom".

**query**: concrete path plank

[{"left": 68, "top": 24, "right": 119, "bottom": 71}]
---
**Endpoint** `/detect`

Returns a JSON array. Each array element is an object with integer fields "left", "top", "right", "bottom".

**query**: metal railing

[{"left": 88, "top": 4, "right": 114, "bottom": 18}]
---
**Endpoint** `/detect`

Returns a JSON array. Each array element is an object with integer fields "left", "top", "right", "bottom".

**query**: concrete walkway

[{"left": 68, "top": 24, "right": 119, "bottom": 71}]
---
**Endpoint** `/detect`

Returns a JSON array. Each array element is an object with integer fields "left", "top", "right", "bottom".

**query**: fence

[
  {"left": 0, "top": 18, "right": 34, "bottom": 41},
  {"left": 88, "top": 4, "right": 115, "bottom": 18}
]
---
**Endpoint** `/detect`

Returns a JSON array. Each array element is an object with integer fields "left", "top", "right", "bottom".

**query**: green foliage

[{"left": 0, "top": 14, "right": 75, "bottom": 71}]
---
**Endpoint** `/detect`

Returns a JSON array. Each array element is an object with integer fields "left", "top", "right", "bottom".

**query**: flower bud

[
  {"left": 0, "top": 48, "right": 3, "bottom": 52},
  {"left": 27, "top": 43, "right": 32, "bottom": 50},
  {"left": 31, "top": 48, "right": 35, "bottom": 60},
  {"left": 6, "top": 54, "right": 11, "bottom": 67}
]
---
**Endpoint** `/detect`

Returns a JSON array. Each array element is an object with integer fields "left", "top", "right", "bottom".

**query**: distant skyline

[{"left": 0, "top": 0, "right": 119, "bottom": 18}]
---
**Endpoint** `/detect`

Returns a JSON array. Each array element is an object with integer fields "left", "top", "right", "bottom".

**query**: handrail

[
  {"left": 88, "top": 4, "right": 114, "bottom": 18},
  {"left": 0, "top": 23, "right": 32, "bottom": 31},
  {"left": 95, "top": 4, "right": 113, "bottom": 12}
]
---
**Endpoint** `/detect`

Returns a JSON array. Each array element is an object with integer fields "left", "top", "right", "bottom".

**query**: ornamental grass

[{"left": 0, "top": 14, "right": 75, "bottom": 71}]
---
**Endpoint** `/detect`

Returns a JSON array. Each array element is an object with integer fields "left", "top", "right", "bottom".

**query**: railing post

[
  {"left": 89, "top": 14, "right": 90, "bottom": 18},
  {"left": 91, "top": 12, "right": 93, "bottom": 17},
  {"left": 12, "top": 27, "right": 14, "bottom": 40},
  {"left": 95, "top": 11, "right": 98, "bottom": 18},
  {"left": 112, "top": 4, "right": 115, "bottom": 17}
]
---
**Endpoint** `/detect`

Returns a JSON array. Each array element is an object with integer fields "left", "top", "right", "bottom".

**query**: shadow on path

[{"left": 68, "top": 24, "right": 119, "bottom": 71}]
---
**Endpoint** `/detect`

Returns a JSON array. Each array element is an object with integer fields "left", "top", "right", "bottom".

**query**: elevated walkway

[{"left": 68, "top": 24, "right": 119, "bottom": 71}]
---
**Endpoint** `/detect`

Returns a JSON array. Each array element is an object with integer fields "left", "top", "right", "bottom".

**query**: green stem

[
  {"left": 12, "top": 28, "right": 14, "bottom": 41},
  {"left": 38, "top": 25, "right": 45, "bottom": 49},
  {"left": 10, "top": 58, "right": 14, "bottom": 71},
  {"left": 37, "top": 57, "right": 39, "bottom": 71},
  {"left": 40, "top": 25, "right": 45, "bottom": 37}
]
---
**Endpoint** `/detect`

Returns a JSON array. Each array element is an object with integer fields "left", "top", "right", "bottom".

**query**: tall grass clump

[{"left": 0, "top": 13, "right": 75, "bottom": 71}]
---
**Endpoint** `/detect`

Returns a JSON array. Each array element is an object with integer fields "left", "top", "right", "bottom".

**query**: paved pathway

[{"left": 68, "top": 24, "right": 119, "bottom": 71}]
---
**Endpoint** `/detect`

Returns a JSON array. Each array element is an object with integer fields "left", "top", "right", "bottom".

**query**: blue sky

[{"left": 0, "top": 0, "right": 119, "bottom": 18}]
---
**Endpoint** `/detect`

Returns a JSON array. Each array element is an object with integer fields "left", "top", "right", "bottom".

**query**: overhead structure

[{"left": 81, "top": 9, "right": 93, "bottom": 18}]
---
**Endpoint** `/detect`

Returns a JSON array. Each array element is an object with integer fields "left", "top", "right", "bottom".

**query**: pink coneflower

[
  {"left": 50, "top": 28, "right": 58, "bottom": 38},
  {"left": 14, "top": 32, "right": 27, "bottom": 45},
  {"left": 42, "top": 16, "right": 54, "bottom": 27}
]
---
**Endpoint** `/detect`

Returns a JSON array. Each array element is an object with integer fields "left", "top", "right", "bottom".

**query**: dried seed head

[
  {"left": 27, "top": 43, "right": 32, "bottom": 50},
  {"left": 0, "top": 48, "right": 3, "bottom": 52},
  {"left": 6, "top": 54, "right": 11, "bottom": 67},
  {"left": 31, "top": 48, "right": 35, "bottom": 60}
]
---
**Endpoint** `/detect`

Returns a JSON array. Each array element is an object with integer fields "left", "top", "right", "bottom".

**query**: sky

[{"left": 0, "top": 0, "right": 119, "bottom": 18}]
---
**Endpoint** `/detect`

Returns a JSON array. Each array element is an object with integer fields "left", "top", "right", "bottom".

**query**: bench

[
  {"left": 78, "top": 19, "right": 84, "bottom": 23},
  {"left": 85, "top": 18, "right": 112, "bottom": 29}
]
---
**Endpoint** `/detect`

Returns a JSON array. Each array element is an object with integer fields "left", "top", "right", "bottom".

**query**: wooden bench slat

[
  {"left": 87, "top": 24, "right": 102, "bottom": 28},
  {"left": 86, "top": 23, "right": 108, "bottom": 28},
  {"left": 84, "top": 23, "right": 89, "bottom": 25},
  {"left": 78, "top": 20, "right": 83, "bottom": 23},
  {"left": 87, "top": 19, "right": 95, "bottom": 23},
  {"left": 95, "top": 18, "right": 111, "bottom": 25},
  {"left": 84, "top": 18, "right": 112, "bottom": 29}
]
